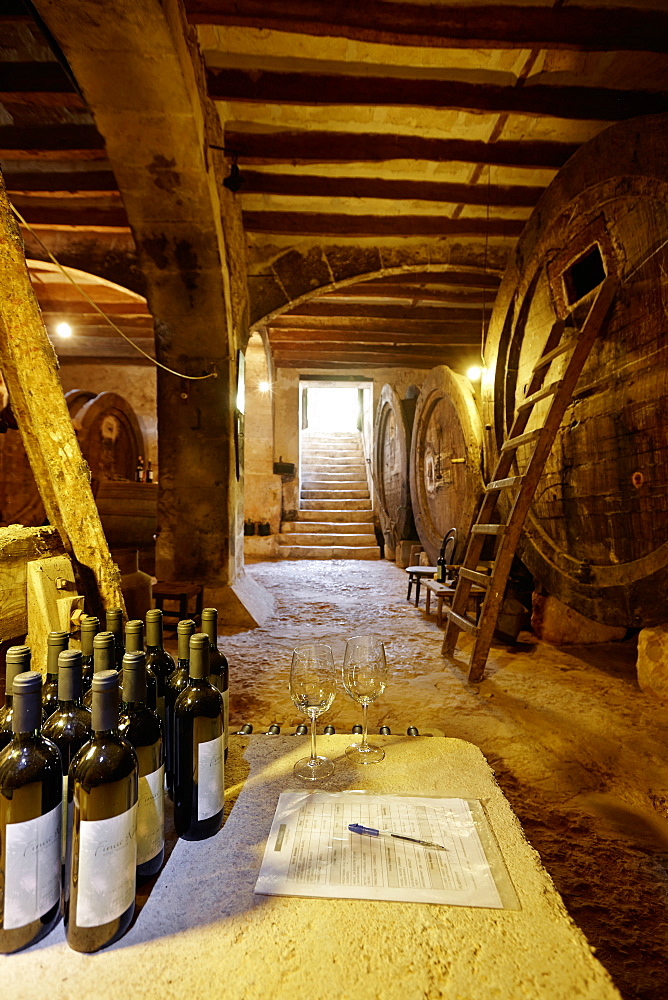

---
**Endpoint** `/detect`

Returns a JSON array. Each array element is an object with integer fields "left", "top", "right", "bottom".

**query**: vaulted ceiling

[{"left": 2, "top": 1, "right": 668, "bottom": 372}]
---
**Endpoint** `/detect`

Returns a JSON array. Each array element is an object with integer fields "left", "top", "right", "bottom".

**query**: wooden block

[
  {"left": 27, "top": 554, "right": 84, "bottom": 671},
  {"left": 0, "top": 526, "right": 64, "bottom": 642}
]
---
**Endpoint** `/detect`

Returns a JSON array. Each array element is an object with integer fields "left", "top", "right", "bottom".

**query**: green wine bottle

[
  {"left": 82, "top": 631, "right": 117, "bottom": 710},
  {"left": 42, "top": 630, "right": 69, "bottom": 718},
  {"left": 145, "top": 608, "right": 175, "bottom": 737},
  {"left": 125, "top": 619, "right": 157, "bottom": 712},
  {"left": 164, "top": 618, "right": 195, "bottom": 798},
  {"left": 0, "top": 671, "right": 62, "bottom": 953},
  {"left": 201, "top": 608, "right": 230, "bottom": 761},
  {"left": 66, "top": 670, "right": 138, "bottom": 953},
  {"left": 0, "top": 645, "right": 31, "bottom": 752},
  {"left": 105, "top": 607, "right": 125, "bottom": 671},
  {"left": 80, "top": 615, "right": 100, "bottom": 694},
  {"left": 119, "top": 651, "right": 164, "bottom": 880},
  {"left": 174, "top": 633, "right": 225, "bottom": 841},
  {"left": 42, "top": 649, "right": 91, "bottom": 867}
]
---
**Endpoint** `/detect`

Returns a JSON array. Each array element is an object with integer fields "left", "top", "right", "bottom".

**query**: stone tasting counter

[{"left": 6, "top": 735, "right": 620, "bottom": 1000}]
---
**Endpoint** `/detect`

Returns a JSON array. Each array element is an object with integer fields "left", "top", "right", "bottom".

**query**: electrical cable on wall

[{"left": 10, "top": 204, "right": 218, "bottom": 381}]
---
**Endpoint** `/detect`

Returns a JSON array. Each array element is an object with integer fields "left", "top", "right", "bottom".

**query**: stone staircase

[{"left": 278, "top": 430, "right": 380, "bottom": 559}]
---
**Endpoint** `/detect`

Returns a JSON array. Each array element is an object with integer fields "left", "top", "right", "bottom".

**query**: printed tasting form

[{"left": 255, "top": 792, "right": 516, "bottom": 909}]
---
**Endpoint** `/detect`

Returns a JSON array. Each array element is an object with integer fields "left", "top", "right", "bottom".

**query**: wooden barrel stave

[
  {"left": 483, "top": 114, "right": 668, "bottom": 627},
  {"left": 410, "top": 366, "right": 483, "bottom": 565}
]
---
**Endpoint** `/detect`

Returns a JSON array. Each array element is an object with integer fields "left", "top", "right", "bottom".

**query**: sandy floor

[{"left": 214, "top": 559, "right": 668, "bottom": 1000}]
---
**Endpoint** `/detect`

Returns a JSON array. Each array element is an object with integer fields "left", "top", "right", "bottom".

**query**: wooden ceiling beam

[
  {"left": 226, "top": 127, "right": 578, "bottom": 168},
  {"left": 268, "top": 332, "right": 480, "bottom": 348},
  {"left": 0, "top": 62, "right": 76, "bottom": 94},
  {"left": 321, "top": 285, "right": 488, "bottom": 304},
  {"left": 269, "top": 318, "right": 483, "bottom": 337},
  {"left": 240, "top": 170, "right": 541, "bottom": 207},
  {"left": 0, "top": 126, "right": 106, "bottom": 155},
  {"left": 367, "top": 271, "right": 500, "bottom": 288},
  {"left": 185, "top": 1, "right": 668, "bottom": 54},
  {"left": 242, "top": 210, "right": 523, "bottom": 237},
  {"left": 209, "top": 67, "right": 667, "bottom": 122},
  {"left": 285, "top": 301, "right": 483, "bottom": 321},
  {"left": 3, "top": 169, "right": 118, "bottom": 192},
  {"left": 37, "top": 300, "right": 150, "bottom": 316},
  {"left": 8, "top": 203, "right": 129, "bottom": 228},
  {"left": 272, "top": 349, "right": 480, "bottom": 368}
]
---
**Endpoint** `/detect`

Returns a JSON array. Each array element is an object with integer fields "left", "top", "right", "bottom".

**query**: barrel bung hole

[{"left": 563, "top": 244, "right": 606, "bottom": 305}]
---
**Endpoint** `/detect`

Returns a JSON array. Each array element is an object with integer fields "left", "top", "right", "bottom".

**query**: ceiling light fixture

[
  {"left": 258, "top": 380, "right": 271, "bottom": 393},
  {"left": 56, "top": 322, "right": 72, "bottom": 338},
  {"left": 467, "top": 366, "right": 482, "bottom": 381}
]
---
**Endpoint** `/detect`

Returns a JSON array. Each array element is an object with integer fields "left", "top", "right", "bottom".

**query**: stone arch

[{"left": 247, "top": 241, "right": 507, "bottom": 332}]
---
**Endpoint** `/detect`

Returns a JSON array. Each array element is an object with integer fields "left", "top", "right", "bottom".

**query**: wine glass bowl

[
  {"left": 342, "top": 635, "right": 388, "bottom": 764},
  {"left": 290, "top": 643, "right": 336, "bottom": 780}
]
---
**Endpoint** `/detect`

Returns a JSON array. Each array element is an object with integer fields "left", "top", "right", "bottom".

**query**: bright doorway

[{"left": 304, "top": 386, "right": 360, "bottom": 433}]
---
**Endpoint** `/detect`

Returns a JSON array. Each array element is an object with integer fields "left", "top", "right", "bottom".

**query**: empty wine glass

[
  {"left": 290, "top": 642, "right": 336, "bottom": 780},
  {"left": 342, "top": 635, "right": 388, "bottom": 764}
]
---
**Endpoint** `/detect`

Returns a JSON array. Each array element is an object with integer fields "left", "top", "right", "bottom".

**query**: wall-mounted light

[
  {"left": 258, "top": 380, "right": 271, "bottom": 394},
  {"left": 223, "top": 161, "right": 243, "bottom": 193},
  {"left": 467, "top": 366, "right": 482, "bottom": 381},
  {"left": 56, "top": 322, "right": 72, "bottom": 338}
]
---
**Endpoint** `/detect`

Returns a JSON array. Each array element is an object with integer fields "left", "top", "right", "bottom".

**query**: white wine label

[
  {"left": 223, "top": 688, "right": 229, "bottom": 752},
  {"left": 61, "top": 774, "right": 68, "bottom": 863},
  {"left": 3, "top": 802, "right": 61, "bottom": 930},
  {"left": 76, "top": 803, "right": 137, "bottom": 927},
  {"left": 137, "top": 765, "right": 164, "bottom": 866},
  {"left": 197, "top": 733, "right": 225, "bottom": 821}
]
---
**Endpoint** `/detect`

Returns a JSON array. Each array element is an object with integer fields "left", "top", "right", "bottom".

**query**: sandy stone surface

[
  {"left": 637, "top": 624, "right": 668, "bottom": 702},
  {"left": 211, "top": 559, "right": 668, "bottom": 1000}
]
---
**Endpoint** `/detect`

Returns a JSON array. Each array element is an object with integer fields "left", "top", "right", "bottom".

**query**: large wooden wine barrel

[
  {"left": 410, "top": 366, "right": 483, "bottom": 565},
  {"left": 373, "top": 384, "right": 417, "bottom": 547},
  {"left": 483, "top": 113, "right": 668, "bottom": 627},
  {"left": 0, "top": 389, "right": 156, "bottom": 548}
]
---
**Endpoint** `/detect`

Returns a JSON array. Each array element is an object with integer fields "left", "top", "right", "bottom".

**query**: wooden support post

[{"left": 0, "top": 172, "right": 125, "bottom": 618}]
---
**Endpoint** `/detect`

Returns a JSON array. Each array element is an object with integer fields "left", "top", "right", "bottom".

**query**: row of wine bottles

[{"left": 0, "top": 608, "right": 229, "bottom": 955}]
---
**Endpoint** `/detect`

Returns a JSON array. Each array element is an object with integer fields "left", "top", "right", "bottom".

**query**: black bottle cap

[
  {"left": 407, "top": 726, "right": 420, "bottom": 736},
  {"left": 177, "top": 619, "right": 196, "bottom": 660},
  {"left": 58, "top": 649, "right": 83, "bottom": 702},
  {"left": 93, "top": 631, "right": 116, "bottom": 673},
  {"left": 379, "top": 725, "right": 391, "bottom": 735},
  {"left": 323, "top": 725, "right": 336, "bottom": 735},
  {"left": 91, "top": 669, "right": 120, "bottom": 732},
  {"left": 12, "top": 671, "right": 43, "bottom": 733},
  {"left": 122, "top": 651, "right": 147, "bottom": 703},
  {"left": 5, "top": 646, "right": 31, "bottom": 696},
  {"left": 46, "top": 631, "right": 69, "bottom": 673},
  {"left": 189, "top": 633, "right": 210, "bottom": 680},
  {"left": 239, "top": 723, "right": 253, "bottom": 735},
  {"left": 352, "top": 724, "right": 363, "bottom": 734},
  {"left": 125, "top": 619, "right": 144, "bottom": 653},
  {"left": 266, "top": 723, "right": 281, "bottom": 735},
  {"left": 145, "top": 608, "right": 163, "bottom": 646},
  {"left": 295, "top": 723, "right": 308, "bottom": 736},
  {"left": 80, "top": 616, "right": 100, "bottom": 655}
]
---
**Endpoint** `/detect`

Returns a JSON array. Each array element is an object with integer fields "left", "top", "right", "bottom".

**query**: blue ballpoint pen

[{"left": 348, "top": 822, "right": 448, "bottom": 851}]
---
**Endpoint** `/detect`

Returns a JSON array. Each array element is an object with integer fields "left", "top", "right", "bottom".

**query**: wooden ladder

[{"left": 441, "top": 276, "right": 618, "bottom": 683}]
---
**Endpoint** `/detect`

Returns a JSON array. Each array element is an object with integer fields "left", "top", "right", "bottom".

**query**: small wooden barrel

[
  {"left": 410, "top": 366, "right": 483, "bottom": 565},
  {"left": 67, "top": 390, "right": 146, "bottom": 482},
  {"left": 483, "top": 113, "right": 668, "bottom": 627},
  {"left": 373, "top": 384, "right": 417, "bottom": 548}
]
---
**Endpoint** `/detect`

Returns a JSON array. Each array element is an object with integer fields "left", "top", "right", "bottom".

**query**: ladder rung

[
  {"left": 517, "top": 380, "right": 563, "bottom": 412},
  {"left": 444, "top": 607, "right": 480, "bottom": 635},
  {"left": 501, "top": 428, "right": 542, "bottom": 453},
  {"left": 532, "top": 338, "right": 577, "bottom": 373},
  {"left": 459, "top": 568, "right": 491, "bottom": 587},
  {"left": 471, "top": 524, "right": 505, "bottom": 536},
  {"left": 486, "top": 475, "right": 522, "bottom": 492}
]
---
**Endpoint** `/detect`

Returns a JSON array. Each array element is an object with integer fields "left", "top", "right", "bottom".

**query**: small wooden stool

[
  {"left": 425, "top": 579, "right": 486, "bottom": 626},
  {"left": 405, "top": 565, "right": 437, "bottom": 606},
  {"left": 153, "top": 581, "right": 203, "bottom": 627}
]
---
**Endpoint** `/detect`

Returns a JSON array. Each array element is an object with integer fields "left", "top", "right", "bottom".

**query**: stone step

[
  {"left": 300, "top": 498, "right": 373, "bottom": 511},
  {"left": 302, "top": 472, "right": 368, "bottom": 482},
  {"left": 304, "top": 448, "right": 363, "bottom": 457},
  {"left": 293, "top": 509, "right": 375, "bottom": 523},
  {"left": 301, "top": 489, "right": 370, "bottom": 501},
  {"left": 302, "top": 479, "right": 368, "bottom": 489},
  {"left": 277, "top": 544, "right": 380, "bottom": 560},
  {"left": 278, "top": 532, "right": 376, "bottom": 546},
  {"left": 301, "top": 465, "right": 367, "bottom": 476},
  {"left": 281, "top": 520, "right": 376, "bottom": 535}
]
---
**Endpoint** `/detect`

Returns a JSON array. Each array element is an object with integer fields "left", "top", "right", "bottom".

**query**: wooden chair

[{"left": 153, "top": 581, "right": 203, "bottom": 628}]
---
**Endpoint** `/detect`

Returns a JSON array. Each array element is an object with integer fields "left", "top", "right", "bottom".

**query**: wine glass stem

[
  {"left": 361, "top": 702, "right": 369, "bottom": 750},
  {"left": 310, "top": 712, "right": 318, "bottom": 764}
]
